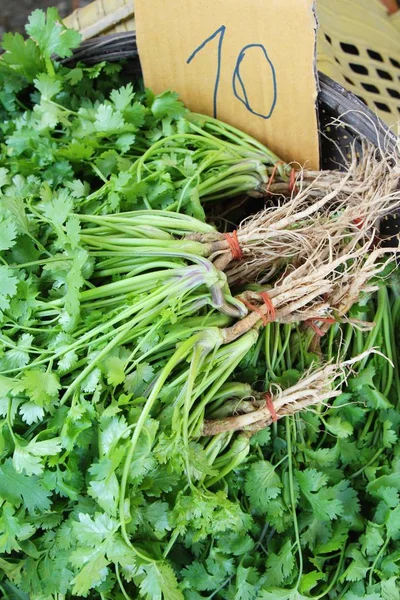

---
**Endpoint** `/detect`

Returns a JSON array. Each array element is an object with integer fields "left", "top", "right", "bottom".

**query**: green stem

[
  {"left": 337, "top": 583, "right": 351, "bottom": 600},
  {"left": 312, "top": 544, "right": 347, "bottom": 599},
  {"left": 327, "top": 323, "right": 339, "bottom": 361},
  {"left": 381, "top": 295, "right": 394, "bottom": 398},
  {"left": 285, "top": 418, "right": 303, "bottom": 587},
  {"left": 188, "top": 113, "right": 285, "bottom": 164},
  {"left": 182, "top": 344, "right": 205, "bottom": 482},
  {"left": 349, "top": 447, "right": 385, "bottom": 479},
  {"left": 7, "top": 399, "right": 17, "bottom": 445},
  {"left": 134, "top": 133, "right": 228, "bottom": 182},
  {"left": 276, "top": 324, "right": 292, "bottom": 372},
  {"left": 45, "top": 57, "right": 56, "bottom": 77},
  {"left": 295, "top": 325, "right": 305, "bottom": 372},
  {"left": 115, "top": 564, "right": 132, "bottom": 600},
  {"left": 389, "top": 298, "right": 400, "bottom": 409},
  {"left": 162, "top": 531, "right": 180, "bottom": 559},
  {"left": 118, "top": 335, "right": 201, "bottom": 553},
  {"left": 341, "top": 324, "right": 354, "bottom": 361},
  {"left": 358, "top": 411, "right": 375, "bottom": 447},
  {"left": 90, "top": 162, "right": 108, "bottom": 183},
  {"left": 200, "top": 175, "right": 262, "bottom": 199},
  {"left": 271, "top": 323, "right": 281, "bottom": 374},
  {"left": 368, "top": 536, "right": 389, "bottom": 586},
  {"left": 206, "top": 435, "right": 250, "bottom": 486},
  {"left": 81, "top": 235, "right": 207, "bottom": 256},
  {"left": 359, "top": 287, "right": 387, "bottom": 369},
  {"left": 20, "top": 281, "right": 187, "bottom": 376},
  {"left": 188, "top": 331, "right": 258, "bottom": 436},
  {"left": 264, "top": 325, "right": 276, "bottom": 379},
  {"left": 177, "top": 148, "right": 224, "bottom": 212}
]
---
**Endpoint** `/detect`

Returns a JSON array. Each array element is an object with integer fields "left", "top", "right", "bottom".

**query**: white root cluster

[
  {"left": 217, "top": 143, "right": 400, "bottom": 341},
  {"left": 202, "top": 351, "right": 376, "bottom": 435},
  {"left": 223, "top": 144, "right": 400, "bottom": 284},
  {"left": 201, "top": 145, "right": 400, "bottom": 435}
]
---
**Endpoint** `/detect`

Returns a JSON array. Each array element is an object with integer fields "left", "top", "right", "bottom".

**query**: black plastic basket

[{"left": 63, "top": 31, "right": 400, "bottom": 237}]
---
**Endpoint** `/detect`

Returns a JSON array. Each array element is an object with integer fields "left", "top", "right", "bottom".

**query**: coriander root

[
  {"left": 221, "top": 235, "right": 399, "bottom": 343},
  {"left": 202, "top": 352, "right": 375, "bottom": 435}
]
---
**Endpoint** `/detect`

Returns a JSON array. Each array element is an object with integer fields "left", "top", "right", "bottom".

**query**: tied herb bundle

[{"left": 0, "top": 8, "right": 400, "bottom": 600}]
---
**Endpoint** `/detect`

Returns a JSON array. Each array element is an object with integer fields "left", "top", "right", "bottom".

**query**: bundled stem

[
  {"left": 221, "top": 231, "right": 399, "bottom": 343},
  {"left": 187, "top": 144, "right": 400, "bottom": 283},
  {"left": 202, "top": 351, "right": 375, "bottom": 435}
]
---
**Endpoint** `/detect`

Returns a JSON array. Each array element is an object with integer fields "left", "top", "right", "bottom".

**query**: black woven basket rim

[
  {"left": 0, "top": 29, "right": 395, "bottom": 153},
  {"left": 62, "top": 31, "right": 398, "bottom": 154},
  {"left": 62, "top": 32, "right": 400, "bottom": 237}
]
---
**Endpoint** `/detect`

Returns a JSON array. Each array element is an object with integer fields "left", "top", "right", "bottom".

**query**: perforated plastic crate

[{"left": 317, "top": 0, "right": 400, "bottom": 130}]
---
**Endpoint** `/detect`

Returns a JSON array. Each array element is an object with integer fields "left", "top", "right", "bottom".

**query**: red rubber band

[
  {"left": 353, "top": 217, "right": 364, "bottom": 230},
  {"left": 266, "top": 161, "right": 284, "bottom": 194},
  {"left": 265, "top": 392, "right": 278, "bottom": 422},
  {"left": 289, "top": 168, "right": 297, "bottom": 194},
  {"left": 260, "top": 291, "right": 276, "bottom": 322},
  {"left": 266, "top": 163, "right": 279, "bottom": 194},
  {"left": 239, "top": 298, "right": 268, "bottom": 326},
  {"left": 306, "top": 321, "right": 325, "bottom": 337},
  {"left": 306, "top": 316, "right": 336, "bottom": 337},
  {"left": 224, "top": 230, "right": 243, "bottom": 261}
]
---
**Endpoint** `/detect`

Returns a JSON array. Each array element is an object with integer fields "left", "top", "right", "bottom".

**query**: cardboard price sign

[{"left": 135, "top": 0, "right": 319, "bottom": 169}]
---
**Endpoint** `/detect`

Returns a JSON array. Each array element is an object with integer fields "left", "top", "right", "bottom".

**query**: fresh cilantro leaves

[
  {"left": 26, "top": 8, "right": 82, "bottom": 60},
  {"left": 0, "top": 7, "right": 399, "bottom": 600}
]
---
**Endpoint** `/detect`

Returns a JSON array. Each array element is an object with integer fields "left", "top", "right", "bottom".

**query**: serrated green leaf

[
  {"left": 234, "top": 565, "right": 258, "bottom": 600},
  {"left": 0, "top": 459, "right": 51, "bottom": 513},
  {"left": 34, "top": 73, "right": 62, "bottom": 100},
  {"left": 341, "top": 549, "right": 369, "bottom": 582},
  {"left": 245, "top": 460, "right": 282, "bottom": 512},
  {"left": 94, "top": 104, "right": 125, "bottom": 134},
  {"left": 104, "top": 356, "right": 125, "bottom": 386},
  {"left": 140, "top": 562, "right": 184, "bottom": 600},
  {"left": 1, "top": 32, "right": 45, "bottom": 81},
  {"left": 265, "top": 540, "right": 295, "bottom": 587},
  {"left": 357, "top": 385, "right": 392, "bottom": 410},
  {"left": 387, "top": 505, "right": 400, "bottom": 540},
  {"left": 381, "top": 577, "right": 400, "bottom": 600},
  {"left": 151, "top": 91, "right": 186, "bottom": 120},
  {"left": 0, "top": 266, "right": 19, "bottom": 311},
  {"left": 348, "top": 365, "right": 376, "bottom": 390},
  {"left": 21, "top": 370, "right": 60, "bottom": 407},
  {"left": 325, "top": 416, "right": 353, "bottom": 438},
  {"left": 296, "top": 468, "right": 343, "bottom": 521},
  {"left": 73, "top": 513, "right": 118, "bottom": 546},
  {"left": 299, "top": 570, "right": 326, "bottom": 594},
  {"left": 361, "top": 522, "right": 384, "bottom": 556},
  {"left": 25, "top": 8, "right": 81, "bottom": 59},
  {"left": 70, "top": 548, "right": 109, "bottom": 595},
  {"left": 110, "top": 84, "right": 135, "bottom": 111},
  {"left": 0, "top": 215, "right": 17, "bottom": 252}
]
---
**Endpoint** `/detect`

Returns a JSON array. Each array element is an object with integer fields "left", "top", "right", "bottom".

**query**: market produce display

[{"left": 0, "top": 9, "right": 399, "bottom": 600}]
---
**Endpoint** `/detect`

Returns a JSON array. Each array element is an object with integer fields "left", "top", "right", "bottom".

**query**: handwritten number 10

[
  {"left": 187, "top": 26, "right": 277, "bottom": 120},
  {"left": 187, "top": 26, "right": 226, "bottom": 119}
]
